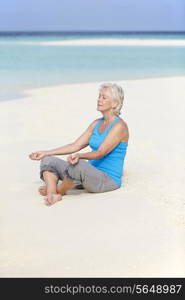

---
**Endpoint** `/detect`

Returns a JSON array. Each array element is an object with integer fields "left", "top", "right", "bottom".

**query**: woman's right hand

[{"left": 29, "top": 151, "right": 49, "bottom": 160}]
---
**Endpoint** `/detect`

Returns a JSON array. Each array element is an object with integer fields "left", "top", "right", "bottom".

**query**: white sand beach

[{"left": 0, "top": 77, "right": 184, "bottom": 277}]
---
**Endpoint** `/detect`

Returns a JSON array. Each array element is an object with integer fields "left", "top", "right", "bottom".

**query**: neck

[{"left": 102, "top": 112, "right": 117, "bottom": 122}]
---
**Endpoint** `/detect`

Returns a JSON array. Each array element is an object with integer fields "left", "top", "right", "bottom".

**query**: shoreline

[
  {"left": 1, "top": 74, "right": 185, "bottom": 102},
  {"left": 1, "top": 37, "right": 185, "bottom": 47}
]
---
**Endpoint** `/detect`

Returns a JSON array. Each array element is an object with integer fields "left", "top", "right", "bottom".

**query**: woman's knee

[
  {"left": 40, "top": 156, "right": 59, "bottom": 180},
  {"left": 66, "top": 160, "right": 87, "bottom": 182},
  {"left": 40, "top": 156, "right": 57, "bottom": 167}
]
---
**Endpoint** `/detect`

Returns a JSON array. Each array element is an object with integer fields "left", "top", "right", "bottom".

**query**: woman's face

[{"left": 97, "top": 87, "right": 117, "bottom": 113}]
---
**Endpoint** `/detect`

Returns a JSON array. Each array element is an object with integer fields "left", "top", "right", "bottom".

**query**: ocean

[{"left": 0, "top": 31, "right": 185, "bottom": 100}]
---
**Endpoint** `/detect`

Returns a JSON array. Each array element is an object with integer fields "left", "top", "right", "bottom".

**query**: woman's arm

[
  {"left": 47, "top": 118, "right": 100, "bottom": 155},
  {"left": 29, "top": 119, "right": 100, "bottom": 160},
  {"left": 44, "top": 143, "right": 78, "bottom": 156}
]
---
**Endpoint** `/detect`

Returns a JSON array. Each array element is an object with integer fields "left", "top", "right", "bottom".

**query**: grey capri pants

[{"left": 40, "top": 156, "right": 120, "bottom": 193}]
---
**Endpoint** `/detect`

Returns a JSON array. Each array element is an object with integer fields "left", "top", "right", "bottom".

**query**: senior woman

[{"left": 29, "top": 83, "right": 129, "bottom": 206}]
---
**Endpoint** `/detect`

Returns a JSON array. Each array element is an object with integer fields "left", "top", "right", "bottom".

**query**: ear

[{"left": 112, "top": 100, "right": 118, "bottom": 109}]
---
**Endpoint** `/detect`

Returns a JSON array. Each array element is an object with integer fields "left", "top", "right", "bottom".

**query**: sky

[{"left": 0, "top": 0, "right": 185, "bottom": 32}]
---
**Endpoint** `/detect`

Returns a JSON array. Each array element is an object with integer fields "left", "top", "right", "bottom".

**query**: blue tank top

[{"left": 88, "top": 116, "right": 128, "bottom": 186}]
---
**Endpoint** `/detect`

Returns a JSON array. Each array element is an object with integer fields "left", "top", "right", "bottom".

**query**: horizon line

[{"left": 0, "top": 30, "right": 185, "bottom": 34}]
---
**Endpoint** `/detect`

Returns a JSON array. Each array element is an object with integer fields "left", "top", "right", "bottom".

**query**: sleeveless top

[{"left": 88, "top": 116, "right": 128, "bottom": 186}]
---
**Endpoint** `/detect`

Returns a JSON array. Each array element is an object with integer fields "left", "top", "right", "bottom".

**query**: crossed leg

[
  {"left": 38, "top": 184, "right": 63, "bottom": 196},
  {"left": 41, "top": 171, "right": 76, "bottom": 206}
]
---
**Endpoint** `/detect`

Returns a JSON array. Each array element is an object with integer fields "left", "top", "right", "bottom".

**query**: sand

[{"left": 0, "top": 77, "right": 184, "bottom": 277}]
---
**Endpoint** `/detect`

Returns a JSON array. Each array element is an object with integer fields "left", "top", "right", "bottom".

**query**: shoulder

[
  {"left": 111, "top": 118, "right": 129, "bottom": 140},
  {"left": 89, "top": 118, "right": 102, "bottom": 130},
  {"left": 114, "top": 118, "right": 128, "bottom": 130},
  {"left": 84, "top": 118, "right": 101, "bottom": 134}
]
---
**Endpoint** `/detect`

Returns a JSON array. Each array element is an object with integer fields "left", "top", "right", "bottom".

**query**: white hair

[{"left": 99, "top": 82, "right": 124, "bottom": 116}]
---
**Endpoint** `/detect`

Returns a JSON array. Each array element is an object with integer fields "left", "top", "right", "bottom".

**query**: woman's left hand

[{"left": 67, "top": 153, "right": 80, "bottom": 164}]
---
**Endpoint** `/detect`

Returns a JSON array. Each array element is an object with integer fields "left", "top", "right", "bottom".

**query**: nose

[{"left": 98, "top": 96, "right": 102, "bottom": 103}]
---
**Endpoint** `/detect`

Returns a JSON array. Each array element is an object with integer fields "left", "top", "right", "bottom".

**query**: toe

[{"left": 44, "top": 196, "right": 51, "bottom": 206}]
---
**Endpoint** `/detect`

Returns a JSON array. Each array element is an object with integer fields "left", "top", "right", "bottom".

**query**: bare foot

[
  {"left": 44, "top": 194, "right": 62, "bottom": 206},
  {"left": 38, "top": 186, "right": 47, "bottom": 196},
  {"left": 38, "top": 185, "right": 66, "bottom": 196}
]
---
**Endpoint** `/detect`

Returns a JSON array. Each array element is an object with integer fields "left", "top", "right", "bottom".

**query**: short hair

[{"left": 99, "top": 82, "right": 124, "bottom": 116}]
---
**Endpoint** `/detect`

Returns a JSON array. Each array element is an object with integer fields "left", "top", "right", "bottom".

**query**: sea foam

[{"left": 1, "top": 38, "right": 185, "bottom": 47}]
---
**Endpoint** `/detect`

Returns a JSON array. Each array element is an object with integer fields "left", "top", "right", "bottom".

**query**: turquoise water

[{"left": 0, "top": 32, "right": 185, "bottom": 100}]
